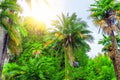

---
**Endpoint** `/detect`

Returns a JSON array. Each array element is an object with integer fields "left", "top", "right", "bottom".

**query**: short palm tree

[
  {"left": 98, "top": 35, "right": 120, "bottom": 57},
  {"left": 90, "top": 0, "right": 120, "bottom": 79},
  {"left": 50, "top": 13, "right": 93, "bottom": 79},
  {"left": 0, "top": 0, "right": 23, "bottom": 79}
]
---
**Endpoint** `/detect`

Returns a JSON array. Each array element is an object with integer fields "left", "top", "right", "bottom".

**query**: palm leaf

[{"left": 0, "top": 1, "right": 21, "bottom": 12}]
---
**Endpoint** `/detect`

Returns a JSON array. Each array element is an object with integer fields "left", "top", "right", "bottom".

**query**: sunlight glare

[{"left": 31, "top": 0, "right": 56, "bottom": 27}]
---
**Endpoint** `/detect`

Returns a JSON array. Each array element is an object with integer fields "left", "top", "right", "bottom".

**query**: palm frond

[
  {"left": 0, "top": 0, "right": 24, "bottom": 54},
  {"left": 0, "top": 1, "right": 22, "bottom": 12},
  {"left": 90, "top": 0, "right": 120, "bottom": 34},
  {"left": 98, "top": 34, "right": 120, "bottom": 53}
]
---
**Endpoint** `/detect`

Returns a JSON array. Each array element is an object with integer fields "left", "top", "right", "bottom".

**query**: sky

[{"left": 22, "top": 0, "right": 104, "bottom": 58}]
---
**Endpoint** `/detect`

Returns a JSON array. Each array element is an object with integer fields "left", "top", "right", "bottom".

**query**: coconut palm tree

[
  {"left": 51, "top": 13, "right": 93, "bottom": 66},
  {"left": 50, "top": 13, "right": 93, "bottom": 79},
  {"left": 90, "top": 0, "right": 120, "bottom": 79},
  {"left": 0, "top": 0, "right": 23, "bottom": 79}
]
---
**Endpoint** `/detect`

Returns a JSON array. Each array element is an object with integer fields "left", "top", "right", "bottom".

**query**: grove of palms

[{"left": 0, "top": 0, "right": 120, "bottom": 80}]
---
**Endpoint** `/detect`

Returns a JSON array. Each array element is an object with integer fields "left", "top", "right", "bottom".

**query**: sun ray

[{"left": 31, "top": 0, "right": 57, "bottom": 28}]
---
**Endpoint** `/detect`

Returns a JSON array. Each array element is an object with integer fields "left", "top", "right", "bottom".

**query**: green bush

[
  {"left": 3, "top": 54, "right": 65, "bottom": 80},
  {"left": 85, "top": 54, "right": 116, "bottom": 80}
]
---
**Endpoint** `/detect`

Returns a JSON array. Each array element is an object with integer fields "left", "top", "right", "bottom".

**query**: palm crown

[
  {"left": 0, "top": 0, "right": 24, "bottom": 53},
  {"left": 90, "top": 0, "right": 120, "bottom": 34},
  {"left": 98, "top": 35, "right": 120, "bottom": 53},
  {"left": 51, "top": 13, "right": 93, "bottom": 49},
  {"left": 50, "top": 13, "right": 93, "bottom": 66}
]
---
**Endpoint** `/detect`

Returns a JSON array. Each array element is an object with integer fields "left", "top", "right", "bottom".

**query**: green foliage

[
  {"left": 63, "top": 47, "right": 89, "bottom": 80},
  {"left": 90, "top": 0, "right": 120, "bottom": 20},
  {"left": 3, "top": 40, "right": 116, "bottom": 80},
  {"left": 3, "top": 39, "right": 64, "bottom": 80},
  {"left": 74, "top": 48, "right": 89, "bottom": 67},
  {"left": 0, "top": 0, "right": 26, "bottom": 54},
  {"left": 85, "top": 54, "right": 116, "bottom": 80},
  {"left": 90, "top": 0, "right": 120, "bottom": 34},
  {"left": 3, "top": 55, "right": 55, "bottom": 80},
  {"left": 3, "top": 51, "right": 64, "bottom": 80},
  {"left": 90, "top": 0, "right": 113, "bottom": 20},
  {"left": 1, "top": 8, "right": 116, "bottom": 80},
  {"left": 63, "top": 53, "right": 116, "bottom": 80},
  {"left": 98, "top": 34, "right": 120, "bottom": 53},
  {"left": 51, "top": 13, "right": 93, "bottom": 51}
]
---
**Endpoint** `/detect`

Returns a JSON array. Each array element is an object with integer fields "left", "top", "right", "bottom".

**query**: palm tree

[
  {"left": 0, "top": 0, "right": 23, "bottom": 79},
  {"left": 90, "top": 0, "right": 120, "bottom": 79},
  {"left": 50, "top": 13, "right": 93, "bottom": 79},
  {"left": 98, "top": 35, "right": 120, "bottom": 58}
]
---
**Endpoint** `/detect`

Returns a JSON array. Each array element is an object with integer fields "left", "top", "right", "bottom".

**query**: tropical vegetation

[{"left": 0, "top": 0, "right": 120, "bottom": 80}]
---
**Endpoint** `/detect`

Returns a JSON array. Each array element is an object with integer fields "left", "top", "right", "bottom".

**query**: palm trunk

[
  {"left": 110, "top": 30, "right": 120, "bottom": 80},
  {"left": 105, "top": 13, "right": 120, "bottom": 79},
  {"left": 0, "top": 31, "right": 9, "bottom": 80},
  {"left": 68, "top": 45, "right": 74, "bottom": 67},
  {"left": 0, "top": 28, "right": 4, "bottom": 80},
  {"left": 64, "top": 47, "right": 69, "bottom": 80}
]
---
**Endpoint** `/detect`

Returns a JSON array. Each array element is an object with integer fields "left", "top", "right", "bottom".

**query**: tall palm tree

[
  {"left": 90, "top": 0, "right": 120, "bottom": 79},
  {"left": 0, "top": 0, "right": 23, "bottom": 79},
  {"left": 50, "top": 13, "right": 93, "bottom": 79}
]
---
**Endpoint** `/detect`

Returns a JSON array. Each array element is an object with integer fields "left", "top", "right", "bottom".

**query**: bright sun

[{"left": 31, "top": 0, "right": 56, "bottom": 26}]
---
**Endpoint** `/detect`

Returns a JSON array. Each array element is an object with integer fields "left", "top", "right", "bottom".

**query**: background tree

[
  {"left": 85, "top": 54, "right": 116, "bottom": 80},
  {"left": 23, "top": 16, "right": 46, "bottom": 41},
  {"left": 90, "top": 0, "right": 120, "bottom": 79},
  {"left": 98, "top": 35, "right": 120, "bottom": 57}
]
